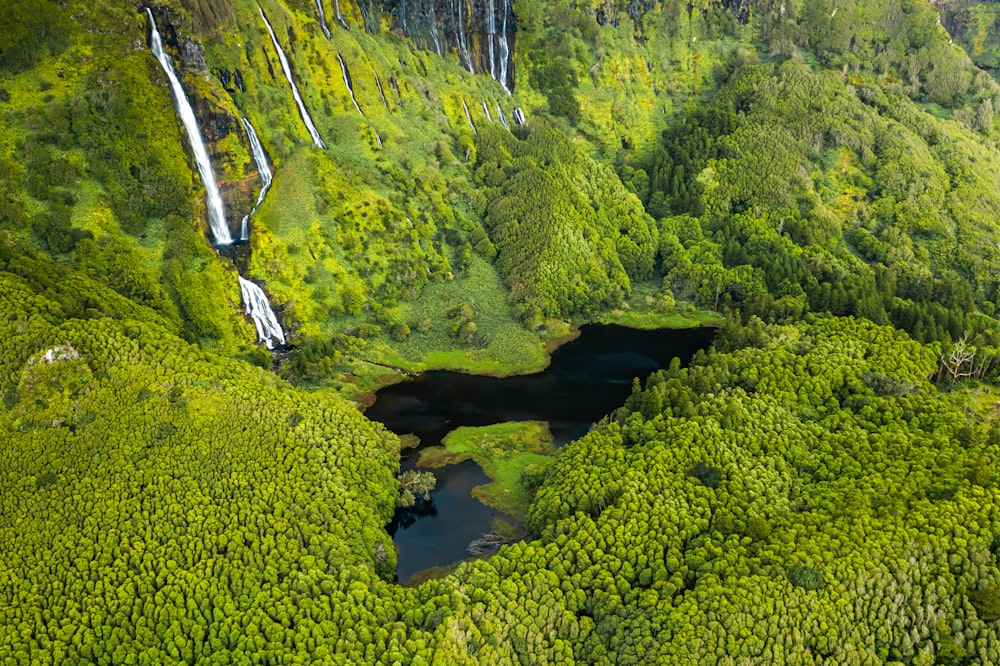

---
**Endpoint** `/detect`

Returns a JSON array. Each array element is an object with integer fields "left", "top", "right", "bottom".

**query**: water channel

[{"left": 365, "top": 324, "right": 715, "bottom": 583}]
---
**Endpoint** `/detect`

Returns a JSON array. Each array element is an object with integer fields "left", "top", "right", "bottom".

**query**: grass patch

[
  {"left": 596, "top": 305, "right": 724, "bottom": 330},
  {"left": 416, "top": 421, "right": 557, "bottom": 520}
]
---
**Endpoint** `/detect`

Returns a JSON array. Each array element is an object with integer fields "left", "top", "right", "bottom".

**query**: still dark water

[{"left": 366, "top": 324, "right": 714, "bottom": 583}]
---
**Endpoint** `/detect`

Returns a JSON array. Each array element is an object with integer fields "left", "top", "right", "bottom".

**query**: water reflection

[{"left": 367, "top": 324, "right": 714, "bottom": 582}]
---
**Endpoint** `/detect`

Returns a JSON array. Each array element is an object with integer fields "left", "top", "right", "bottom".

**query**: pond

[{"left": 366, "top": 324, "right": 715, "bottom": 583}]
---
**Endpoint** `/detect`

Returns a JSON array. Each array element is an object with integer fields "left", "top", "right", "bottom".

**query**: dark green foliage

[
  {"left": 970, "top": 585, "right": 1000, "bottom": 622},
  {"left": 180, "top": 0, "right": 235, "bottom": 34},
  {"left": 687, "top": 461, "right": 721, "bottom": 488},
  {"left": 0, "top": 0, "right": 69, "bottom": 73},
  {"left": 73, "top": 56, "right": 195, "bottom": 234},
  {"left": 475, "top": 122, "right": 656, "bottom": 322},
  {"left": 787, "top": 564, "right": 826, "bottom": 591},
  {"left": 5, "top": 0, "right": 1000, "bottom": 663}
]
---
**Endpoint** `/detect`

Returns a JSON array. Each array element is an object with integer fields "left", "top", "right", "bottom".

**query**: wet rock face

[
  {"left": 179, "top": 38, "right": 208, "bottom": 73},
  {"left": 346, "top": 0, "right": 517, "bottom": 91},
  {"left": 146, "top": 10, "right": 258, "bottom": 241}
]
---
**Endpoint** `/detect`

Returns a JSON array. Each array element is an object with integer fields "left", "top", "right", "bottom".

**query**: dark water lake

[{"left": 365, "top": 324, "right": 714, "bottom": 583}]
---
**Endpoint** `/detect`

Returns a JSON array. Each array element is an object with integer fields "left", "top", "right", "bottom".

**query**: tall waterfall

[
  {"left": 240, "top": 118, "right": 273, "bottom": 241},
  {"left": 496, "top": 103, "right": 509, "bottom": 130},
  {"left": 146, "top": 9, "right": 233, "bottom": 246},
  {"left": 259, "top": 6, "right": 327, "bottom": 149},
  {"left": 487, "top": 0, "right": 496, "bottom": 82},
  {"left": 462, "top": 98, "right": 476, "bottom": 135},
  {"left": 452, "top": 0, "right": 474, "bottom": 74},
  {"left": 513, "top": 107, "right": 525, "bottom": 125},
  {"left": 482, "top": 100, "right": 493, "bottom": 123},
  {"left": 337, "top": 54, "right": 364, "bottom": 116},
  {"left": 239, "top": 276, "right": 286, "bottom": 349},
  {"left": 315, "top": 0, "right": 332, "bottom": 38},
  {"left": 497, "top": 0, "right": 511, "bottom": 93},
  {"left": 374, "top": 68, "right": 389, "bottom": 110},
  {"left": 243, "top": 119, "right": 273, "bottom": 206},
  {"left": 334, "top": 0, "right": 348, "bottom": 28},
  {"left": 428, "top": 5, "right": 444, "bottom": 55}
]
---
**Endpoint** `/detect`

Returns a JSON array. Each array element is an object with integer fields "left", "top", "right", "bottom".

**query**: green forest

[{"left": 4, "top": 0, "right": 1000, "bottom": 662}]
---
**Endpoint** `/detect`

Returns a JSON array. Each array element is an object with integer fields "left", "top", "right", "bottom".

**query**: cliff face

[
  {"left": 342, "top": 0, "right": 516, "bottom": 92},
  {"left": 930, "top": 0, "right": 1000, "bottom": 74},
  {"left": 145, "top": 7, "right": 259, "bottom": 243}
]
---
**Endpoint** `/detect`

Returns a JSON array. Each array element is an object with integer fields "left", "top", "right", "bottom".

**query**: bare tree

[
  {"left": 468, "top": 530, "right": 508, "bottom": 556},
  {"left": 938, "top": 336, "right": 976, "bottom": 388}
]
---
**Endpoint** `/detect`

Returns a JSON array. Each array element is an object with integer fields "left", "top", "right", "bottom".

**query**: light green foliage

[
  {"left": 418, "top": 421, "right": 557, "bottom": 519},
  {"left": 5, "top": 0, "right": 1000, "bottom": 663},
  {"left": 0, "top": 267, "right": 404, "bottom": 662}
]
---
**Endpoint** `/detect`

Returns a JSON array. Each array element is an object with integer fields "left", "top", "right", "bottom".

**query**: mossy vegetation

[
  {"left": 417, "top": 421, "right": 557, "bottom": 520},
  {"left": 4, "top": 0, "right": 1000, "bottom": 662}
]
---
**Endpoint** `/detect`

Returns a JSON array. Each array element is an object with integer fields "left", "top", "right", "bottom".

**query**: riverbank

[{"left": 416, "top": 421, "right": 556, "bottom": 521}]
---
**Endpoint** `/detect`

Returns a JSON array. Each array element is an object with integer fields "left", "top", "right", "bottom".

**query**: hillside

[{"left": 3, "top": 0, "right": 1000, "bottom": 663}]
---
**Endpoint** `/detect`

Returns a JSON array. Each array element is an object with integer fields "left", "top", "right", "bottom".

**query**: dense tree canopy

[{"left": 3, "top": 0, "right": 1000, "bottom": 663}]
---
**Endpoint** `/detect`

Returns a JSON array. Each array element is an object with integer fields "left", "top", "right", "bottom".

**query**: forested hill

[{"left": 4, "top": 0, "right": 1000, "bottom": 663}]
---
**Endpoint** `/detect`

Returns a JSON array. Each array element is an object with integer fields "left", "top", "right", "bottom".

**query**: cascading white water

[
  {"left": 454, "top": 0, "right": 474, "bottom": 74},
  {"left": 240, "top": 117, "right": 273, "bottom": 241},
  {"left": 316, "top": 0, "right": 332, "bottom": 39},
  {"left": 487, "top": 0, "right": 496, "bottom": 82},
  {"left": 496, "top": 103, "right": 509, "bottom": 130},
  {"left": 428, "top": 5, "right": 443, "bottom": 55},
  {"left": 513, "top": 107, "right": 525, "bottom": 125},
  {"left": 147, "top": 9, "right": 233, "bottom": 246},
  {"left": 374, "top": 68, "right": 389, "bottom": 110},
  {"left": 334, "top": 0, "right": 348, "bottom": 28},
  {"left": 376, "top": 132, "right": 383, "bottom": 148},
  {"left": 482, "top": 100, "right": 493, "bottom": 123},
  {"left": 239, "top": 276, "right": 286, "bottom": 349},
  {"left": 337, "top": 54, "right": 364, "bottom": 116},
  {"left": 242, "top": 118, "right": 272, "bottom": 206},
  {"left": 462, "top": 98, "right": 476, "bottom": 135},
  {"left": 259, "top": 6, "right": 327, "bottom": 149},
  {"left": 498, "top": 0, "right": 511, "bottom": 93}
]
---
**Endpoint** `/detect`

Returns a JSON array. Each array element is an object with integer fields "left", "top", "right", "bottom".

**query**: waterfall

[
  {"left": 513, "top": 107, "right": 525, "bottom": 125},
  {"left": 243, "top": 118, "right": 273, "bottom": 206},
  {"left": 334, "top": 0, "right": 348, "bottom": 29},
  {"left": 239, "top": 276, "right": 286, "bottom": 349},
  {"left": 462, "top": 98, "right": 476, "bottom": 135},
  {"left": 453, "top": 0, "right": 474, "bottom": 74},
  {"left": 337, "top": 54, "right": 364, "bottom": 116},
  {"left": 375, "top": 132, "right": 383, "bottom": 148},
  {"left": 259, "top": 6, "right": 326, "bottom": 149},
  {"left": 390, "top": 75, "right": 402, "bottom": 104},
  {"left": 146, "top": 9, "right": 232, "bottom": 246},
  {"left": 428, "top": 5, "right": 443, "bottom": 55},
  {"left": 482, "top": 100, "right": 493, "bottom": 123},
  {"left": 316, "top": 0, "right": 332, "bottom": 39},
  {"left": 498, "top": 0, "right": 511, "bottom": 93},
  {"left": 487, "top": 0, "right": 496, "bottom": 82},
  {"left": 496, "top": 103, "right": 509, "bottom": 130},
  {"left": 374, "top": 68, "right": 389, "bottom": 110},
  {"left": 240, "top": 117, "right": 273, "bottom": 241}
]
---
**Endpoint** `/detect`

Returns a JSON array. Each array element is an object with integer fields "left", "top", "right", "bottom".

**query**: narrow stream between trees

[{"left": 365, "top": 324, "right": 715, "bottom": 583}]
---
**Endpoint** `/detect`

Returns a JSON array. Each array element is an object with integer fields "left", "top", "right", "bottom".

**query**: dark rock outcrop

[
  {"left": 179, "top": 37, "right": 207, "bottom": 73},
  {"left": 343, "top": 0, "right": 516, "bottom": 92}
]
